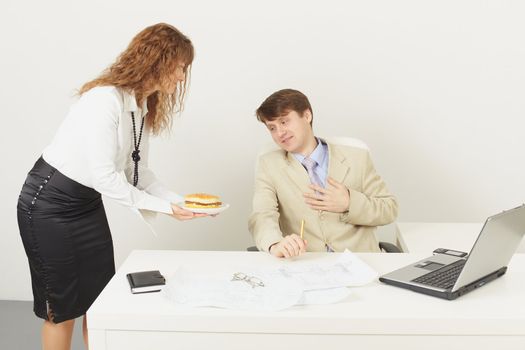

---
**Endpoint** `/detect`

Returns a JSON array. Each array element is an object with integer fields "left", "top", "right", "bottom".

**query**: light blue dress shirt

[{"left": 293, "top": 137, "right": 329, "bottom": 187}]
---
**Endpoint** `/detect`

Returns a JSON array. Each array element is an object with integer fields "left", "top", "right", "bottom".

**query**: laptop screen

[{"left": 452, "top": 205, "right": 525, "bottom": 291}]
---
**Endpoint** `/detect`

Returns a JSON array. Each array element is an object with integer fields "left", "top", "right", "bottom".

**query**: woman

[{"left": 17, "top": 23, "right": 206, "bottom": 350}]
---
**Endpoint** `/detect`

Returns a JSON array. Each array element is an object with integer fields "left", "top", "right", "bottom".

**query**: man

[{"left": 248, "top": 89, "right": 398, "bottom": 258}]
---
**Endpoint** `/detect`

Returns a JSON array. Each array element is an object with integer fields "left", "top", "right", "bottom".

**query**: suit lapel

[
  {"left": 283, "top": 142, "right": 351, "bottom": 191},
  {"left": 327, "top": 143, "right": 350, "bottom": 183},
  {"left": 284, "top": 152, "right": 311, "bottom": 192}
]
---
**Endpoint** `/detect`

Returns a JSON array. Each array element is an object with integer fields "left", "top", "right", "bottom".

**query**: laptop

[{"left": 379, "top": 204, "right": 525, "bottom": 300}]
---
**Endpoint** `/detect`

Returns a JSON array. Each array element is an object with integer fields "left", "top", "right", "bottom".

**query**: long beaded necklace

[{"left": 131, "top": 111, "right": 145, "bottom": 187}]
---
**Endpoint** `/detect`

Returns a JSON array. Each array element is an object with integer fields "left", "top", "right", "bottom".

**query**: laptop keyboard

[{"left": 412, "top": 259, "right": 466, "bottom": 289}]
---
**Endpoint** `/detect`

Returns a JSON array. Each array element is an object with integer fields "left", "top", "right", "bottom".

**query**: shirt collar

[
  {"left": 293, "top": 137, "right": 328, "bottom": 166},
  {"left": 122, "top": 89, "right": 149, "bottom": 116}
]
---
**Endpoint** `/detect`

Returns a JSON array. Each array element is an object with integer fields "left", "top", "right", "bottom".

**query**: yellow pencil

[{"left": 300, "top": 219, "right": 305, "bottom": 239}]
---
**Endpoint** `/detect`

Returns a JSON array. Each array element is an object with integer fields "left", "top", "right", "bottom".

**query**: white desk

[
  {"left": 88, "top": 250, "right": 525, "bottom": 350},
  {"left": 396, "top": 222, "right": 525, "bottom": 254}
]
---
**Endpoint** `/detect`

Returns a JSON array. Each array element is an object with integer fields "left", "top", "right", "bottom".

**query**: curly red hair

[{"left": 79, "top": 23, "right": 194, "bottom": 134}]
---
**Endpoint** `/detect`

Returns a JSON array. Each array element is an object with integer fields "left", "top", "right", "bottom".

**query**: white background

[{"left": 1, "top": 0, "right": 524, "bottom": 300}]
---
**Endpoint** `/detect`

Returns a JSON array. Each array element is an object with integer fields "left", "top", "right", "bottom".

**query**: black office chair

[{"left": 378, "top": 241, "right": 402, "bottom": 253}]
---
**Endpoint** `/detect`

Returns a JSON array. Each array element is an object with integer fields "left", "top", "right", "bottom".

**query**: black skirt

[{"left": 17, "top": 157, "right": 115, "bottom": 323}]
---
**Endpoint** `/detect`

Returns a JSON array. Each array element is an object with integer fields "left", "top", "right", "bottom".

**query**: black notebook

[{"left": 126, "top": 270, "right": 166, "bottom": 294}]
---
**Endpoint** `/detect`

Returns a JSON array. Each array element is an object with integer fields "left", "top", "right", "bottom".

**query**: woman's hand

[{"left": 170, "top": 203, "right": 210, "bottom": 221}]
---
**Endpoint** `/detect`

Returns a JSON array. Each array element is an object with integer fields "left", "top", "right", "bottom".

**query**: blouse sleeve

[{"left": 81, "top": 90, "right": 173, "bottom": 214}]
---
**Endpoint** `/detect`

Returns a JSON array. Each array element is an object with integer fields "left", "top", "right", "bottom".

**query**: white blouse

[{"left": 43, "top": 86, "right": 181, "bottom": 214}]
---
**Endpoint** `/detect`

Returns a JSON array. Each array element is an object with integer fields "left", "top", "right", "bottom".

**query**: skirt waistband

[{"left": 29, "top": 156, "right": 100, "bottom": 200}]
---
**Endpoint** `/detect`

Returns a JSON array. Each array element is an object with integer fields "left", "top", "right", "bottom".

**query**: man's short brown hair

[{"left": 256, "top": 89, "right": 313, "bottom": 125}]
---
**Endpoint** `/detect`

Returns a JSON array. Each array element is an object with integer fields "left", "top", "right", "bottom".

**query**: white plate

[{"left": 179, "top": 203, "right": 230, "bottom": 215}]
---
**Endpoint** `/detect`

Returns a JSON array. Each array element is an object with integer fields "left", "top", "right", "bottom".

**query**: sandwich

[{"left": 184, "top": 193, "right": 222, "bottom": 209}]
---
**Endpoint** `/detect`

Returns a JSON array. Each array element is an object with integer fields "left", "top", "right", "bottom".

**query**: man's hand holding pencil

[{"left": 269, "top": 219, "right": 308, "bottom": 258}]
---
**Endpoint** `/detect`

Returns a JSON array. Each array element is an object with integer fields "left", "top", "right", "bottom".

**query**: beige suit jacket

[{"left": 248, "top": 141, "right": 398, "bottom": 253}]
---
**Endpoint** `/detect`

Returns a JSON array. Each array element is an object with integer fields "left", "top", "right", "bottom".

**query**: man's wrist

[
  {"left": 268, "top": 242, "right": 279, "bottom": 253},
  {"left": 344, "top": 187, "right": 351, "bottom": 212}
]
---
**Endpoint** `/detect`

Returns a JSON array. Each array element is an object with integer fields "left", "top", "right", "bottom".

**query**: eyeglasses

[{"left": 231, "top": 272, "right": 265, "bottom": 288}]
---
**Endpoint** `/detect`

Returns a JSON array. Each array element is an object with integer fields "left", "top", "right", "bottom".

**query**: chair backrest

[
  {"left": 256, "top": 136, "right": 370, "bottom": 169},
  {"left": 255, "top": 136, "right": 370, "bottom": 180},
  {"left": 322, "top": 136, "right": 370, "bottom": 151}
]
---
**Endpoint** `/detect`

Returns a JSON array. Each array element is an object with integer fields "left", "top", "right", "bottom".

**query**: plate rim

[{"left": 178, "top": 202, "right": 230, "bottom": 214}]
